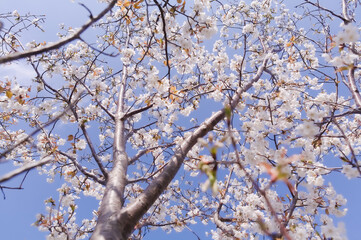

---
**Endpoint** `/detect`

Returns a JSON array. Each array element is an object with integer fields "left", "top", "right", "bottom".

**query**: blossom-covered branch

[{"left": 0, "top": 0, "right": 118, "bottom": 64}]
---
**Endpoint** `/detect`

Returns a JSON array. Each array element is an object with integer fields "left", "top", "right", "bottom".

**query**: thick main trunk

[
  {"left": 90, "top": 153, "right": 128, "bottom": 240},
  {"left": 91, "top": 57, "right": 129, "bottom": 239}
]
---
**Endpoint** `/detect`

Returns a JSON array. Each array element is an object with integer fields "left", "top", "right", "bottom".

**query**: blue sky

[{"left": 1, "top": 0, "right": 361, "bottom": 239}]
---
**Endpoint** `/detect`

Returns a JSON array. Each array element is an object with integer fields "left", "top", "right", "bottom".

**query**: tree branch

[
  {"left": 129, "top": 143, "right": 175, "bottom": 165},
  {"left": 154, "top": 0, "right": 171, "bottom": 78},
  {"left": 0, "top": 157, "right": 51, "bottom": 184},
  {"left": 121, "top": 104, "right": 153, "bottom": 121},
  {"left": 0, "top": 0, "right": 118, "bottom": 64},
  {"left": 80, "top": 124, "right": 109, "bottom": 180},
  {"left": 347, "top": 66, "right": 361, "bottom": 109},
  {"left": 304, "top": 0, "right": 350, "bottom": 24},
  {"left": 57, "top": 151, "right": 106, "bottom": 185}
]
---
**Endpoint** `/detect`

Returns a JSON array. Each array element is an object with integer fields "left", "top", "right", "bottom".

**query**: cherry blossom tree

[{"left": 0, "top": 0, "right": 360, "bottom": 239}]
